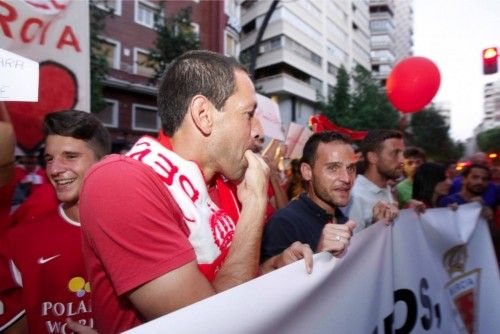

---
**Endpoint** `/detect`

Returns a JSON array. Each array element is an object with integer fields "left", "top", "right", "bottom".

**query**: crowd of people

[{"left": 0, "top": 50, "right": 498, "bottom": 333}]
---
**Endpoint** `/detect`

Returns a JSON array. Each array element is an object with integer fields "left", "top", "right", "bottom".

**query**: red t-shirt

[
  {"left": 0, "top": 238, "right": 25, "bottom": 332},
  {"left": 80, "top": 155, "right": 196, "bottom": 333},
  {"left": 6, "top": 205, "right": 93, "bottom": 333}
]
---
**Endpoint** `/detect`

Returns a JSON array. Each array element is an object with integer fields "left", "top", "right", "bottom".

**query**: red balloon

[{"left": 386, "top": 56, "right": 441, "bottom": 113}]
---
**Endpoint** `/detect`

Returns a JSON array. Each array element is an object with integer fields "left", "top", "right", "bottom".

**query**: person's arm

[
  {"left": 2, "top": 315, "right": 27, "bottom": 334},
  {"left": 127, "top": 261, "right": 216, "bottom": 320},
  {"left": 269, "top": 171, "right": 288, "bottom": 210},
  {"left": 212, "top": 150, "right": 269, "bottom": 290}
]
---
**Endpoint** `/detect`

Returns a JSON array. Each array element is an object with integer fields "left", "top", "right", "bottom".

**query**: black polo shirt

[{"left": 261, "top": 192, "right": 349, "bottom": 262}]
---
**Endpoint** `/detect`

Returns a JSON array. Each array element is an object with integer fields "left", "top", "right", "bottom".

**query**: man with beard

[
  {"left": 79, "top": 51, "right": 312, "bottom": 333},
  {"left": 438, "top": 164, "right": 495, "bottom": 221},
  {"left": 345, "top": 129, "right": 405, "bottom": 233},
  {"left": 261, "top": 132, "right": 357, "bottom": 271}
]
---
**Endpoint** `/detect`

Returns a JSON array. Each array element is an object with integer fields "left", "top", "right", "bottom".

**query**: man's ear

[
  {"left": 300, "top": 162, "right": 312, "bottom": 181},
  {"left": 189, "top": 95, "right": 213, "bottom": 135},
  {"left": 367, "top": 151, "right": 378, "bottom": 165}
]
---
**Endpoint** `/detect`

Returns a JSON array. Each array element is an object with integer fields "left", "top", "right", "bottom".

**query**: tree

[
  {"left": 318, "top": 65, "right": 399, "bottom": 131},
  {"left": 349, "top": 65, "right": 399, "bottom": 130},
  {"left": 146, "top": 5, "right": 200, "bottom": 84},
  {"left": 408, "top": 107, "right": 463, "bottom": 162},
  {"left": 322, "top": 66, "right": 350, "bottom": 126},
  {"left": 477, "top": 127, "right": 500, "bottom": 153},
  {"left": 89, "top": 1, "right": 113, "bottom": 113}
]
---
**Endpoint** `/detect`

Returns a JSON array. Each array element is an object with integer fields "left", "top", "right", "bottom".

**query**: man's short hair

[
  {"left": 462, "top": 164, "right": 491, "bottom": 179},
  {"left": 157, "top": 50, "right": 248, "bottom": 136},
  {"left": 403, "top": 146, "right": 426, "bottom": 160},
  {"left": 43, "top": 110, "right": 111, "bottom": 159},
  {"left": 302, "top": 131, "right": 351, "bottom": 166},
  {"left": 360, "top": 129, "right": 403, "bottom": 161}
]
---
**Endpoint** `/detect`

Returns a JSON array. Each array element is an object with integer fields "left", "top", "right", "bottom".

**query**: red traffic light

[{"left": 483, "top": 47, "right": 498, "bottom": 75}]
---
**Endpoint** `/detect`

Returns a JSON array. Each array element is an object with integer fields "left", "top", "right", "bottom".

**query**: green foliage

[
  {"left": 318, "top": 65, "right": 399, "bottom": 131},
  {"left": 407, "top": 107, "right": 463, "bottom": 162},
  {"left": 477, "top": 127, "right": 500, "bottom": 153},
  {"left": 146, "top": 5, "right": 200, "bottom": 84},
  {"left": 89, "top": 1, "right": 113, "bottom": 113},
  {"left": 318, "top": 65, "right": 463, "bottom": 161}
]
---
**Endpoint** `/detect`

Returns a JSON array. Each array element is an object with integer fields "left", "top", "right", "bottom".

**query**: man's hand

[
  {"left": 237, "top": 150, "right": 269, "bottom": 205},
  {"left": 408, "top": 199, "right": 426, "bottom": 214},
  {"left": 316, "top": 220, "right": 356, "bottom": 256},
  {"left": 372, "top": 201, "right": 399, "bottom": 225},
  {"left": 261, "top": 241, "right": 313, "bottom": 274},
  {"left": 65, "top": 318, "right": 98, "bottom": 334}
]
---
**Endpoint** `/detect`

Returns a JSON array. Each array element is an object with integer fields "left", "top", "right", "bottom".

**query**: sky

[{"left": 413, "top": 0, "right": 500, "bottom": 141}]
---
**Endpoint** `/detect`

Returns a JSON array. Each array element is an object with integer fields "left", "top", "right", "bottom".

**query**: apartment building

[
  {"left": 482, "top": 79, "right": 500, "bottom": 130},
  {"left": 239, "top": 0, "right": 371, "bottom": 127},
  {"left": 369, "top": 0, "right": 413, "bottom": 84},
  {"left": 93, "top": 0, "right": 240, "bottom": 147}
]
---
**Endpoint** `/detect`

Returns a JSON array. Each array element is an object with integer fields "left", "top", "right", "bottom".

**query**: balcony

[{"left": 256, "top": 73, "right": 317, "bottom": 102}]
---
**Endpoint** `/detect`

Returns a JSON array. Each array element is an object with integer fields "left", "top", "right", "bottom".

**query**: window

[
  {"left": 95, "top": 0, "right": 122, "bottom": 15},
  {"left": 132, "top": 104, "right": 160, "bottom": 131},
  {"left": 133, "top": 48, "right": 156, "bottom": 78},
  {"left": 327, "top": 62, "right": 338, "bottom": 76},
  {"left": 135, "top": 0, "right": 158, "bottom": 28},
  {"left": 225, "top": 32, "right": 238, "bottom": 57},
  {"left": 96, "top": 99, "right": 119, "bottom": 127},
  {"left": 95, "top": 37, "right": 120, "bottom": 69}
]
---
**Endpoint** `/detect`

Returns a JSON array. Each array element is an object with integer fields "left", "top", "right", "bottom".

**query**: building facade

[
  {"left": 239, "top": 0, "right": 371, "bottom": 127},
  {"left": 482, "top": 79, "right": 500, "bottom": 131},
  {"left": 93, "top": 0, "right": 240, "bottom": 149},
  {"left": 369, "top": 0, "right": 413, "bottom": 84}
]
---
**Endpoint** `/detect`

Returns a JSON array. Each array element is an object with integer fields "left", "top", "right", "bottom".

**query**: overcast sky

[{"left": 413, "top": 0, "right": 500, "bottom": 141}]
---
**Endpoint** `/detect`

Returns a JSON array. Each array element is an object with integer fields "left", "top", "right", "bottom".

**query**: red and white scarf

[{"left": 126, "top": 135, "right": 240, "bottom": 280}]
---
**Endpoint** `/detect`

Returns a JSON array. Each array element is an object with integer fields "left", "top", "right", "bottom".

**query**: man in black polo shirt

[{"left": 261, "top": 131, "right": 357, "bottom": 272}]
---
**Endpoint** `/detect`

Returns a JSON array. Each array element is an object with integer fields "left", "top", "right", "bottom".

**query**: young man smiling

[{"left": 3, "top": 110, "right": 110, "bottom": 333}]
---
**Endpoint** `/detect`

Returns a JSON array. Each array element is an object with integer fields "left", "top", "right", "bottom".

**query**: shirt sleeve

[{"left": 80, "top": 157, "right": 196, "bottom": 296}]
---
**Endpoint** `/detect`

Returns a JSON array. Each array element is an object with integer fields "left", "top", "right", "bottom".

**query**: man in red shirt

[
  {"left": 79, "top": 50, "right": 313, "bottom": 333},
  {"left": 3, "top": 110, "right": 111, "bottom": 333}
]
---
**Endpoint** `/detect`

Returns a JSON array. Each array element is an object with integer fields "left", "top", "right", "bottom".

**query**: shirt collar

[{"left": 357, "top": 174, "right": 389, "bottom": 194}]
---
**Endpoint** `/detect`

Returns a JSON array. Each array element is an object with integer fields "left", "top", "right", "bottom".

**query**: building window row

[
  {"left": 326, "top": 40, "right": 347, "bottom": 64},
  {"left": 327, "top": 0, "right": 347, "bottom": 23},
  {"left": 267, "top": 7, "right": 321, "bottom": 41},
  {"left": 258, "top": 35, "right": 322, "bottom": 66},
  {"left": 96, "top": 101, "right": 160, "bottom": 132},
  {"left": 327, "top": 18, "right": 348, "bottom": 43}
]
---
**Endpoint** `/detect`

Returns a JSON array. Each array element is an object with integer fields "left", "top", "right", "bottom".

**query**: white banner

[{"left": 126, "top": 203, "right": 500, "bottom": 334}]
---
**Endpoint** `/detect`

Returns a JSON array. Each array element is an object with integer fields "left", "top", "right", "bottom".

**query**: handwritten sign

[
  {"left": 0, "top": 48, "right": 38, "bottom": 102},
  {"left": 255, "top": 94, "right": 285, "bottom": 141},
  {"left": 285, "top": 122, "right": 312, "bottom": 159}
]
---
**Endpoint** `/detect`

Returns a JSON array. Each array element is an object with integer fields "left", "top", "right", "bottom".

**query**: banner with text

[
  {"left": 0, "top": 0, "right": 89, "bottom": 151},
  {"left": 126, "top": 203, "right": 500, "bottom": 333}
]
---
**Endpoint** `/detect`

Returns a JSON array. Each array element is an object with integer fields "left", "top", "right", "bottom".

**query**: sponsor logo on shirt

[{"left": 37, "top": 254, "right": 61, "bottom": 264}]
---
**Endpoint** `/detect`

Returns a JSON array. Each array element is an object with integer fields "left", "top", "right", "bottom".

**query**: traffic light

[{"left": 482, "top": 47, "right": 498, "bottom": 75}]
